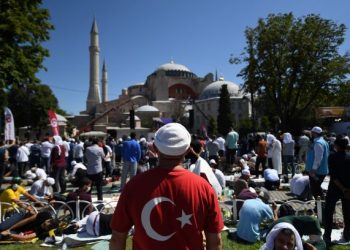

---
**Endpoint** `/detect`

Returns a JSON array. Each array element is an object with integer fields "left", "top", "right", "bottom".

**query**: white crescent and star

[{"left": 141, "top": 196, "right": 193, "bottom": 241}]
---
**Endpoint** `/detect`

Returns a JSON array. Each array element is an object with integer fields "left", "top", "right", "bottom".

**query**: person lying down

[{"left": 63, "top": 211, "right": 113, "bottom": 237}]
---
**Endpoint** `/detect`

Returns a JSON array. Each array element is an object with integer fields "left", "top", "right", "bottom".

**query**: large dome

[
  {"left": 156, "top": 61, "right": 191, "bottom": 72},
  {"left": 135, "top": 105, "right": 159, "bottom": 112},
  {"left": 199, "top": 79, "right": 240, "bottom": 100}
]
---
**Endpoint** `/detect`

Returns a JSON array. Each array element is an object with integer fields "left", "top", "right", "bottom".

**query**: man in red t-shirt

[{"left": 110, "top": 123, "right": 224, "bottom": 250}]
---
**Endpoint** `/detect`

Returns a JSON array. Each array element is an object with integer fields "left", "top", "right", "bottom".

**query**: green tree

[
  {"left": 8, "top": 83, "right": 60, "bottom": 129},
  {"left": 0, "top": 0, "right": 54, "bottom": 105},
  {"left": 235, "top": 13, "right": 350, "bottom": 133},
  {"left": 207, "top": 116, "right": 217, "bottom": 136},
  {"left": 217, "top": 84, "right": 234, "bottom": 135}
]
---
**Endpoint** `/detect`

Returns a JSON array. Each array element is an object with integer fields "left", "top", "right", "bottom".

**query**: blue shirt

[
  {"left": 122, "top": 139, "right": 141, "bottom": 163},
  {"left": 237, "top": 198, "right": 273, "bottom": 242},
  {"left": 225, "top": 131, "right": 239, "bottom": 149}
]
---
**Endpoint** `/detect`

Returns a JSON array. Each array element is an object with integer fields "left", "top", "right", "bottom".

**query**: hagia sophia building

[{"left": 71, "top": 19, "right": 252, "bottom": 138}]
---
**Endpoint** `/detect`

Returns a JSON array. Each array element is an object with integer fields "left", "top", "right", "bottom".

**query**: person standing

[
  {"left": 305, "top": 126, "right": 329, "bottom": 200},
  {"left": 225, "top": 127, "right": 239, "bottom": 168},
  {"left": 51, "top": 135, "right": 67, "bottom": 193},
  {"left": 254, "top": 135, "right": 267, "bottom": 178},
  {"left": 119, "top": 132, "right": 141, "bottom": 192},
  {"left": 73, "top": 139, "right": 84, "bottom": 163},
  {"left": 215, "top": 134, "right": 226, "bottom": 158},
  {"left": 147, "top": 137, "right": 158, "bottom": 169},
  {"left": 40, "top": 137, "right": 53, "bottom": 173},
  {"left": 267, "top": 134, "right": 282, "bottom": 176},
  {"left": 16, "top": 142, "right": 30, "bottom": 178},
  {"left": 109, "top": 123, "right": 224, "bottom": 250},
  {"left": 323, "top": 136, "right": 350, "bottom": 244},
  {"left": 282, "top": 132, "right": 295, "bottom": 178},
  {"left": 85, "top": 138, "right": 105, "bottom": 201},
  {"left": 298, "top": 131, "right": 310, "bottom": 163}
]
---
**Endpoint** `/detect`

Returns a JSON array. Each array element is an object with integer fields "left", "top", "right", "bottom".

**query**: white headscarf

[
  {"left": 283, "top": 133, "right": 294, "bottom": 144},
  {"left": 267, "top": 134, "right": 276, "bottom": 145},
  {"left": 53, "top": 135, "right": 63, "bottom": 156},
  {"left": 259, "top": 222, "right": 303, "bottom": 250}
]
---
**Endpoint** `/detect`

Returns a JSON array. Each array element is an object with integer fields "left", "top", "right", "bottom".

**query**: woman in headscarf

[
  {"left": 260, "top": 222, "right": 303, "bottom": 250},
  {"left": 267, "top": 134, "right": 282, "bottom": 176},
  {"left": 51, "top": 135, "right": 67, "bottom": 193},
  {"left": 282, "top": 132, "right": 295, "bottom": 180}
]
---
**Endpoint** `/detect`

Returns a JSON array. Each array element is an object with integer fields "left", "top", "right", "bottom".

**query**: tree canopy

[
  {"left": 0, "top": 0, "right": 61, "bottom": 130},
  {"left": 217, "top": 84, "right": 234, "bottom": 135},
  {"left": 234, "top": 13, "right": 350, "bottom": 132}
]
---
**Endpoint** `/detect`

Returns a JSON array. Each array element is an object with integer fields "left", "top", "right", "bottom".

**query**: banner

[
  {"left": 48, "top": 110, "right": 59, "bottom": 136},
  {"left": 4, "top": 107, "right": 15, "bottom": 141},
  {"left": 316, "top": 107, "right": 345, "bottom": 118}
]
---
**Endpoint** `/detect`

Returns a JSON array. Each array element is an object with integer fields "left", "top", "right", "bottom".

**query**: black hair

[
  {"left": 78, "top": 177, "right": 92, "bottom": 188},
  {"left": 278, "top": 203, "right": 296, "bottom": 217},
  {"left": 191, "top": 139, "right": 202, "bottom": 154}
]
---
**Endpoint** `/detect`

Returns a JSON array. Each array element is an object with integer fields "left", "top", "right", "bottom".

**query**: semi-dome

[
  {"left": 156, "top": 61, "right": 191, "bottom": 72},
  {"left": 199, "top": 79, "right": 240, "bottom": 100},
  {"left": 135, "top": 105, "right": 159, "bottom": 112}
]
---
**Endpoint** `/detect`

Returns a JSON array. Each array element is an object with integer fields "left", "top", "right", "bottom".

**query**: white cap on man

[
  {"left": 46, "top": 177, "right": 55, "bottom": 186},
  {"left": 154, "top": 123, "right": 191, "bottom": 156},
  {"left": 311, "top": 126, "right": 322, "bottom": 134},
  {"left": 209, "top": 159, "right": 217, "bottom": 165}
]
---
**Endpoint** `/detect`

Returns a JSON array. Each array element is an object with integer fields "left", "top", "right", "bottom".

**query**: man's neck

[{"left": 157, "top": 158, "right": 184, "bottom": 169}]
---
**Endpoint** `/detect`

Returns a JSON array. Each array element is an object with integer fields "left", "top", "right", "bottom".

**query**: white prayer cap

[
  {"left": 209, "top": 159, "right": 217, "bottom": 165},
  {"left": 242, "top": 168, "right": 250, "bottom": 176},
  {"left": 154, "top": 123, "right": 191, "bottom": 156},
  {"left": 71, "top": 161, "right": 77, "bottom": 166},
  {"left": 36, "top": 168, "right": 47, "bottom": 179},
  {"left": 46, "top": 177, "right": 55, "bottom": 186},
  {"left": 311, "top": 126, "right": 322, "bottom": 134}
]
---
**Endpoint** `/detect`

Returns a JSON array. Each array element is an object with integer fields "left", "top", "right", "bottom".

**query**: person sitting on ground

[
  {"left": 209, "top": 159, "right": 225, "bottom": 189},
  {"left": 236, "top": 187, "right": 278, "bottom": 243},
  {"left": 260, "top": 222, "right": 304, "bottom": 250},
  {"left": 240, "top": 168, "right": 257, "bottom": 188},
  {"left": 0, "top": 209, "right": 58, "bottom": 241},
  {"left": 266, "top": 203, "right": 324, "bottom": 250},
  {"left": 24, "top": 166, "right": 48, "bottom": 180},
  {"left": 290, "top": 171, "right": 311, "bottom": 200},
  {"left": 0, "top": 177, "right": 43, "bottom": 216},
  {"left": 191, "top": 139, "right": 222, "bottom": 196},
  {"left": 29, "top": 177, "right": 55, "bottom": 201},
  {"left": 233, "top": 179, "right": 258, "bottom": 218},
  {"left": 66, "top": 177, "right": 93, "bottom": 219},
  {"left": 264, "top": 167, "right": 280, "bottom": 190}
]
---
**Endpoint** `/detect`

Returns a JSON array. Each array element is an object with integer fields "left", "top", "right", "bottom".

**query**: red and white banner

[
  {"left": 4, "top": 107, "right": 15, "bottom": 141},
  {"left": 48, "top": 110, "right": 59, "bottom": 136}
]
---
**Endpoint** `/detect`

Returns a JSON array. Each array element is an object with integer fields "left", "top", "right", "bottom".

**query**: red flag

[{"left": 48, "top": 110, "right": 59, "bottom": 136}]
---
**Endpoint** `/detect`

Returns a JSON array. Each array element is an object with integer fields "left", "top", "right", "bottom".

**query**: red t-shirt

[{"left": 110, "top": 167, "right": 224, "bottom": 250}]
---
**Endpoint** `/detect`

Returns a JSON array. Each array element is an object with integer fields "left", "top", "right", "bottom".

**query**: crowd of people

[{"left": 0, "top": 123, "right": 349, "bottom": 249}]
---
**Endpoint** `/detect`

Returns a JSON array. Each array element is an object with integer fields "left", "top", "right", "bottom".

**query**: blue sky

[{"left": 38, "top": 0, "right": 350, "bottom": 115}]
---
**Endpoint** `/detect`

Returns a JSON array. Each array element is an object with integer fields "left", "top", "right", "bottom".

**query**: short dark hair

[
  {"left": 78, "top": 177, "right": 92, "bottom": 188},
  {"left": 130, "top": 132, "right": 136, "bottom": 139},
  {"left": 191, "top": 139, "right": 202, "bottom": 154}
]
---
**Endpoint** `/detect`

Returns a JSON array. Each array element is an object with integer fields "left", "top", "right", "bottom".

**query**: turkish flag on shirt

[{"left": 48, "top": 110, "right": 59, "bottom": 136}]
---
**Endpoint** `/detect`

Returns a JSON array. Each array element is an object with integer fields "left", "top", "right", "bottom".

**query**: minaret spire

[
  {"left": 102, "top": 59, "right": 108, "bottom": 102},
  {"left": 86, "top": 17, "right": 101, "bottom": 113}
]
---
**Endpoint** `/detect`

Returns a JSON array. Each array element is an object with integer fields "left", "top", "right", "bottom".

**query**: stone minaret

[
  {"left": 86, "top": 18, "right": 101, "bottom": 113},
  {"left": 101, "top": 60, "right": 108, "bottom": 102}
]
